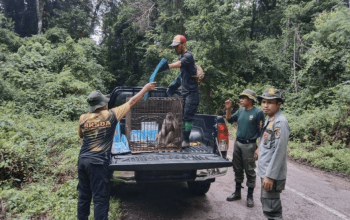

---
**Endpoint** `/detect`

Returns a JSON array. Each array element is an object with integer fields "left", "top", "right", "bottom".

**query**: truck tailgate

[{"left": 109, "top": 145, "right": 232, "bottom": 171}]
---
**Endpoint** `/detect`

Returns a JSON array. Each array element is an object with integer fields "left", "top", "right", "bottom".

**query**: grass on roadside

[
  {"left": 0, "top": 103, "right": 123, "bottom": 219},
  {"left": 288, "top": 141, "right": 350, "bottom": 175}
]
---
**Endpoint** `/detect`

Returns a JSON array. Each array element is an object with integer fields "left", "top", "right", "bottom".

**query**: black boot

[
  {"left": 227, "top": 182, "right": 242, "bottom": 201},
  {"left": 246, "top": 187, "right": 254, "bottom": 207},
  {"left": 182, "top": 130, "right": 191, "bottom": 148}
]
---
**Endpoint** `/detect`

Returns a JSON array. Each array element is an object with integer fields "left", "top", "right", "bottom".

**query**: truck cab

[{"left": 108, "top": 86, "right": 232, "bottom": 195}]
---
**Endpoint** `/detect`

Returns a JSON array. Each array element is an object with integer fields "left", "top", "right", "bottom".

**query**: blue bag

[{"left": 111, "top": 122, "right": 131, "bottom": 154}]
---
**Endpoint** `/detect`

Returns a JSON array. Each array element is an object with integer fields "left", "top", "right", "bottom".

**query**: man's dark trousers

[
  {"left": 182, "top": 91, "right": 199, "bottom": 141},
  {"left": 260, "top": 178, "right": 284, "bottom": 219},
  {"left": 232, "top": 139, "right": 257, "bottom": 188},
  {"left": 182, "top": 91, "right": 199, "bottom": 121},
  {"left": 77, "top": 157, "right": 111, "bottom": 220}
]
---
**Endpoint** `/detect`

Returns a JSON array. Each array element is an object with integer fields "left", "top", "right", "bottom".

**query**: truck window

[
  {"left": 149, "top": 91, "right": 167, "bottom": 98},
  {"left": 114, "top": 92, "right": 133, "bottom": 107}
]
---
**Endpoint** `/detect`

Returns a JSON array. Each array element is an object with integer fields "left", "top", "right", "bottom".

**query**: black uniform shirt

[
  {"left": 78, "top": 103, "right": 130, "bottom": 163},
  {"left": 179, "top": 50, "right": 198, "bottom": 94}
]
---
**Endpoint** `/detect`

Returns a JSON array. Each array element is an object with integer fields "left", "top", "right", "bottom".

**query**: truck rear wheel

[{"left": 187, "top": 181, "right": 211, "bottom": 195}]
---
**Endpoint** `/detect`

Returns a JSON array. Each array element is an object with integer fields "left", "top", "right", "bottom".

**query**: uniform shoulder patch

[{"left": 274, "top": 127, "right": 281, "bottom": 139}]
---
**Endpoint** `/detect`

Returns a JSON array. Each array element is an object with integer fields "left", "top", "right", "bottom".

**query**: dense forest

[{"left": 1, "top": 0, "right": 350, "bottom": 218}]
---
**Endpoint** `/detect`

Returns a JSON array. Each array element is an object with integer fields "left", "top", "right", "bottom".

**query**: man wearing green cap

[
  {"left": 257, "top": 88, "right": 289, "bottom": 220},
  {"left": 159, "top": 34, "right": 200, "bottom": 148},
  {"left": 76, "top": 82, "right": 156, "bottom": 220},
  {"left": 224, "top": 89, "right": 265, "bottom": 207}
]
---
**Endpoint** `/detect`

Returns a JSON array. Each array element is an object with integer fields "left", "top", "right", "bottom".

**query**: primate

[{"left": 156, "top": 112, "right": 179, "bottom": 147}]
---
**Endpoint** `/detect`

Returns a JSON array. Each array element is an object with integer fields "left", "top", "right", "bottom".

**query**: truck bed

[
  {"left": 107, "top": 87, "right": 232, "bottom": 175},
  {"left": 109, "top": 144, "right": 232, "bottom": 171}
]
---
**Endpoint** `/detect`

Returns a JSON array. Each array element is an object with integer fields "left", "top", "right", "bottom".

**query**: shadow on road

[{"left": 111, "top": 182, "right": 211, "bottom": 219}]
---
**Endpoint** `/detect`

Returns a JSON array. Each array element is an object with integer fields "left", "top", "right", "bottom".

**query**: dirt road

[{"left": 113, "top": 138, "right": 350, "bottom": 220}]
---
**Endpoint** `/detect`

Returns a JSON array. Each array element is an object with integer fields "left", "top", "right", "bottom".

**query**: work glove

[
  {"left": 166, "top": 74, "right": 181, "bottom": 96},
  {"left": 166, "top": 87, "right": 172, "bottom": 96},
  {"left": 158, "top": 60, "right": 169, "bottom": 73}
]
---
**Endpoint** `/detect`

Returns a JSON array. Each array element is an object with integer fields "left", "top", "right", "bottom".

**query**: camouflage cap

[
  {"left": 238, "top": 89, "right": 257, "bottom": 102},
  {"left": 257, "top": 87, "right": 284, "bottom": 103},
  {"left": 86, "top": 90, "right": 110, "bottom": 113}
]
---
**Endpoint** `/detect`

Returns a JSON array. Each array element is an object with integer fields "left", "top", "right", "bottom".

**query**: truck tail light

[{"left": 218, "top": 123, "right": 229, "bottom": 151}]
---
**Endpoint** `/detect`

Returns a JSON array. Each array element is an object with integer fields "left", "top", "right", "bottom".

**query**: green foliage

[
  {"left": 1, "top": 179, "right": 122, "bottom": 219},
  {"left": 299, "top": 8, "right": 350, "bottom": 94},
  {"left": 101, "top": 1, "right": 151, "bottom": 87},
  {"left": 1, "top": 0, "right": 350, "bottom": 218},
  {"left": 286, "top": 84, "right": 350, "bottom": 174},
  {"left": 50, "top": 6, "right": 93, "bottom": 39},
  {"left": 0, "top": 13, "right": 119, "bottom": 217},
  {"left": 288, "top": 141, "right": 350, "bottom": 174},
  {"left": 0, "top": 32, "right": 114, "bottom": 120},
  {"left": 0, "top": 101, "right": 81, "bottom": 218},
  {"left": 0, "top": 102, "right": 79, "bottom": 186},
  {"left": 0, "top": 13, "right": 23, "bottom": 59},
  {"left": 286, "top": 85, "right": 350, "bottom": 142},
  {"left": 44, "top": 27, "right": 71, "bottom": 44},
  {"left": 1, "top": 179, "right": 79, "bottom": 219}
]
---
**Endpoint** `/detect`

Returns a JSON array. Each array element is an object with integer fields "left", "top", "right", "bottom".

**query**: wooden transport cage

[{"left": 125, "top": 97, "right": 183, "bottom": 152}]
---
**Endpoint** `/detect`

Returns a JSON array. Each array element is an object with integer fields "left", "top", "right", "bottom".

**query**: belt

[{"left": 236, "top": 137, "right": 256, "bottom": 144}]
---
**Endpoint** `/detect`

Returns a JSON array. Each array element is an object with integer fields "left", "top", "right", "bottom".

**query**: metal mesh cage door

[{"left": 125, "top": 97, "right": 183, "bottom": 152}]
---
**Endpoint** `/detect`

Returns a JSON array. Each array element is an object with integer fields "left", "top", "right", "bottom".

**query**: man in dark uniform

[
  {"left": 257, "top": 88, "right": 290, "bottom": 220},
  {"left": 77, "top": 82, "right": 156, "bottom": 220},
  {"left": 165, "top": 35, "right": 200, "bottom": 148},
  {"left": 225, "top": 89, "right": 265, "bottom": 207}
]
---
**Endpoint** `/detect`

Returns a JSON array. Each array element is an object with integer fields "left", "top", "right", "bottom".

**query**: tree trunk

[
  {"left": 261, "top": 0, "right": 268, "bottom": 10},
  {"left": 283, "top": 18, "right": 290, "bottom": 53},
  {"left": 36, "top": 0, "right": 44, "bottom": 34},
  {"left": 250, "top": 0, "right": 257, "bottom": 39},
  {"left": 272, "top": 0, "right": 277, "bottom": 9},
  {"left": 293, "top": 24, "right": 298, "bottom": 93},
  {"left": 177, "top": 1, "right": 184, "bottom": 34},
  {"left": 91, "top": 1, "right": 102, "bottom": 32}
]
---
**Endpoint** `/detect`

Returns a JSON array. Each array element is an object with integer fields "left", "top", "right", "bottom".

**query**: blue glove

[{"left": 144, "top": 58, "right": 168, "bottom": 101}]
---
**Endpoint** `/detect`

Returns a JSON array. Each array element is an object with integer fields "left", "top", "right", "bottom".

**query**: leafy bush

[
  {"left": 288, "top": 141, "right": 350, "bottom": 174},
  {"left": 1, "top": 179, "right": 122, "bottom": 219},
  {"left": 0, "top": 102, "right": 79, "bottom": 187},
  {"left": 0, "top": 33, "right": 114, "bottom": 121},
  {"left": 285, "top": 85, "right": 350, "bottom": 145},
  {"left": 286, "top": 84, "right": 350, "bottom": 174},
  {"left": 0, "top": 22, "right": 122, "bottom": 218}
]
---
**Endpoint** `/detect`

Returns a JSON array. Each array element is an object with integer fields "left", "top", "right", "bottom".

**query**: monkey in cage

[{"left": 156, "top": 112, "right": 180, "bottom": 147}]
